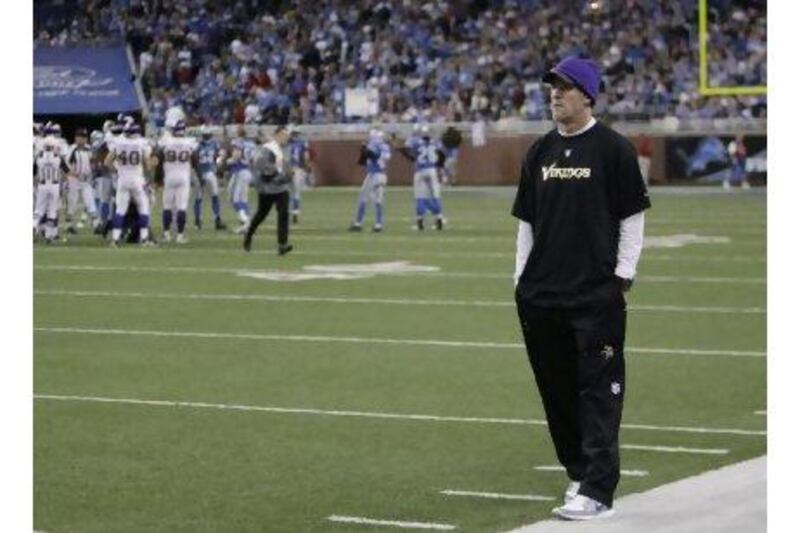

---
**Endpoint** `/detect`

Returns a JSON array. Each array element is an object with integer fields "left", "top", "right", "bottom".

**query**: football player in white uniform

[
  {"left": 156, "top": 120, "right": 198, "bottom": 243},
  {"left": 65, "top": 128, "right": 100, "bottom": 233},
  {"left": 34, "top": 136, "right": 71, "bottom": 243},
  {"left": 105, "top": 121, "right": 156, "bottom": 246}
]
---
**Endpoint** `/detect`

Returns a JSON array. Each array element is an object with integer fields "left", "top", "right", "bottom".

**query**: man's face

[
  {"left": 548, "top": 77, "right": 589, "bottom": 123},
  {"left": 75, "top": 135, "right": 87, "bottom": 146}
]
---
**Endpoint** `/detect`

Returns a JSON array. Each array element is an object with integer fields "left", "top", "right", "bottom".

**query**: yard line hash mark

[
  {"left": 621, "top": 444, "right": 729, "bottom": 455},
  {"left": 534, "top": 465, "right": 649, "bottom": 477},
  {"left": 33, "top": 394, "right": 767, "bottom": 437},
  {"left": 327, "top": 515, "right": 456, "bottom": 530},
  {"left": 439, "top": 490, "right": 554, "bottom": 501}
]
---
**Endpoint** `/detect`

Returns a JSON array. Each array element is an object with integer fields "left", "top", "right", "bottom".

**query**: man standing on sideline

[
  {"left": 512, "top": 57, "right": 650, "bottom": 521},
  {"left": 243, "top": 126, "right": 293, "bottom": 255}
]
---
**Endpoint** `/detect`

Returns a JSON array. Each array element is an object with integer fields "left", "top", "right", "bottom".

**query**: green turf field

[{"left": 34, "top": 187, "right": 766, "bottom": 532}]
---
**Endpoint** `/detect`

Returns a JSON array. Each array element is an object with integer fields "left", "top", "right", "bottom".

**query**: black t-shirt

[{"left": 512, "top": 121, "right": 651, "bottom": 308}]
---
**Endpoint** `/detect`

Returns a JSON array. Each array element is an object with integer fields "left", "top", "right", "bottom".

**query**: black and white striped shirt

[{"left": 68, "top": 144, "right": 93, "bottom": 180}]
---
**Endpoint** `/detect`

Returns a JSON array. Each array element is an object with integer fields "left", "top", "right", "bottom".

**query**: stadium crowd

[{"left": 34, "top": 0, "right": 767, "bottom": 126}]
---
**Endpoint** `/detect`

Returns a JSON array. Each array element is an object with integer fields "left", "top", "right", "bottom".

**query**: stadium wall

[{"left": 307, "top": 135, "right": 669, "bottom": 186}]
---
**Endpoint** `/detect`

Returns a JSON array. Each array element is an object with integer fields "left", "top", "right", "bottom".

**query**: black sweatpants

[
  {"left": 246, "top": 190, "right": 290, "bottom": 246},
  {"left": 516, "top": 292, "right": 627, "bottom": 508}
]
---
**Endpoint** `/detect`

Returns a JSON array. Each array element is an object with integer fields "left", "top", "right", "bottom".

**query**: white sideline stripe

[
  {"left": 32, "top": 394, "right": 767, "bottom": 437},
  {"left": 621, "top": 444, "right": 729, "bottom": 455},
  {"left": 439, "top": 490, "right": 554, "bottom": 501},
  {"left": 34, "top": 265, "right": 765, "bottom": 284},
  {"left": 754, "top": 410, "right": 767, "bottom": 416},
  {"left": 327, "top": 515, "right": 455, "bottom": 530},
  {"left": 33, "top": 290, "right": 766, "bottom": 315},
  {"left": 33, "top": 326, "right": 767, "bottom": 359},
  {"left": 534, "top": 466, "right": 649, "bottom": 477}
]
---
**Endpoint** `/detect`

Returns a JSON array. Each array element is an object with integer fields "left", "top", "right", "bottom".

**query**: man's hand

[{"left": 616, "top": 276, "right": 634, "bottom": 292}]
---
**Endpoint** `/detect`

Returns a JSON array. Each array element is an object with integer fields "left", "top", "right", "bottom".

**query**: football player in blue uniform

[
  {"left": 400, "top": 124, "right": 446, "bottom": 230},
  {"left": 349, "top": 128, "right": 391, "bottom": 232},
  {"left": 287, "top": 126, "right": 311, "bottom": 224},
  {"left": 193, "top": 125, "right": 227, "bottom": 230},
  {"left": 226, "top": 126, "right": 257, "bottom": 233}
]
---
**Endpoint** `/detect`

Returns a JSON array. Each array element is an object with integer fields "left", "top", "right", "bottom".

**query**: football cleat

[
  {"left": 175, "top": 234, "right": 188, "bottom": 244},
  {"left": 162, "top": 232, "right": 172, "bottom": 243},
  {"left": 372, "top": 225, "right": 383, "bottom": 233},
  {"left": 278, "top": 243, "right": 293, "bottom": 256},
  {"left": 214, "top": 219, "right": 227, "bottom": 231},
  {"left": 348, "top": 224, "right": 362, "bottom": 232},
  {"left": 243, "top": 234, "right": 252, "bottom": 252},
  {"left": 435, "top": 218, "right": 444, "bottom": 231}
]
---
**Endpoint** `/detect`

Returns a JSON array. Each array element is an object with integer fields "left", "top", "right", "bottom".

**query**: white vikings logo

[{"left": 541, "top": 162, "right": 591, "bottom": 181}]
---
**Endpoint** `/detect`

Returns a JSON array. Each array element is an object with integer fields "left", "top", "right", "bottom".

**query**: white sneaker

[
  {"left": 175, "top": 234, "right": 188, "bottom": 244},
  {"left": 552, "top": 494, "right": 614, "bottom": 521},
  {"left": 234, "top": 223, "right": 249, "bottom": 234},
  {"left": 564, "top": 481, "right": 581, "bottom": 504},
  {"left": 162, "top": 232, "right": 172, "bottom": 243}
]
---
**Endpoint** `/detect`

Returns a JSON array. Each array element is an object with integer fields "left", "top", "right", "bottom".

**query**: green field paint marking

[
  {"left": 621, "top": 444, "right": 729, "bottom": 455},
  {"left": 33, "top": 394, "right": 767, "bottom": 437},
  {"left": 33, "top": 326, "right": 767, "bottom": 358},
  {"left": 534, "top": 466, "right": 649, "bottom": 477},
  {"left": 439, "top": 490, "right": 554, "bottom": 502},
  {"left": 327, "top": 515, "right": 456, "bottom": 530},
  {"left": 34, "top": 265, "right": 766, "bottom": 284},
  {"left": 34, "top": 290, "right": 766, "bottom": 314}
]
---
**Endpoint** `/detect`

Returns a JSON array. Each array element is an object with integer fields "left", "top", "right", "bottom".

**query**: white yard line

[
  {"left": 439, "top": 490, "right": 554, "bottom": 501},
  {"left": 327, "top": 515, "right": 456, "bottom": 530},
  {"left": 754, "top": 410, "right": 767, "bottom": 416},
  {"left": 33, "top": 290, "right": 766, "bottom": 315},
  {"left": 35, "top": 264, "right": 765, "bottom": 284},
  {"left": 32, "top": 394, "right": 767, "bottom": 437},
  {"left": 534, "top": 466, "right": 649, "bottom": 477},
  {"left": 33, "top": 326, "right": 768, "bottom": 358},
  {"left": 621, "top": 444, "right": 729, "bottom": 455},
  {"left": 34, "top": 247, "right": 768, "bottom": 263}
]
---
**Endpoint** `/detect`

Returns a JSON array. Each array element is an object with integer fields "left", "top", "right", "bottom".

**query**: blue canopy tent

[{"left": 34, "top": 44, "right": 143, "bottom": 140}]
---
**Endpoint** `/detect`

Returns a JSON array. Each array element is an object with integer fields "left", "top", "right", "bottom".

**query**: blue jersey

[
  {"left": 197, "top": 139, "right": 220, "bottom": 173},
  {"left": 365, "top": 139, "right": 391, "bottom": 175},
  {"left": 228, "top": 137, "right": 256, "bottom": 173},
  {"left": 288, "top": 138, "right": 309, "bottom": 168},
  {"left": 405, "top": 136, "right": 443, "bottom": 171}
]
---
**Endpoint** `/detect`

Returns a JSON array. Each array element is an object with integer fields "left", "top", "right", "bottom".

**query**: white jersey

[
  {"left": 40, "top": 135, "right": 68, "bottom": 157},
  {"left": 35, "top": 149, "right": 68, "bottom": 184},
  {"left": 109, "top": 136, "right": 152, "bottom": 180},
  {"left": 158, "top": 135, "right": 198, "bottom": 181}
]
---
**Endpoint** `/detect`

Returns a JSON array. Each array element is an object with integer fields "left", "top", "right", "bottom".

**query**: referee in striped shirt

[
  {"left": 65, "top": 128, "right": 100, "bottom": 234},
  {"left": 512, "top": 57, "right": 650, "bottom": 521}
]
